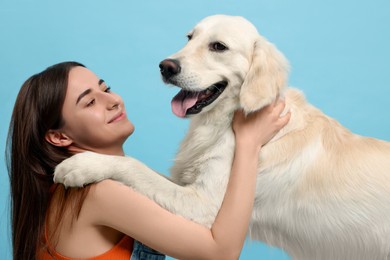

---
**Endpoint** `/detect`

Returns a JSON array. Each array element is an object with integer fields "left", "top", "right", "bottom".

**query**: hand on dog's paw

[{"left": 53, "top": 151, "right": 110, "bottom": 187}]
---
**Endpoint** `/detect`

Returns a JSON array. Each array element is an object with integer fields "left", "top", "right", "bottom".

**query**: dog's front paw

[
  {"left": 54, "top": 151, "right": 109, "bottom": 187},
  {"left": 54, "top": 166, "right": 92, "bottom": 188}
]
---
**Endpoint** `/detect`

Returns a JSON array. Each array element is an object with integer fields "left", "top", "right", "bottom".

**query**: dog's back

[{"left": 247, "top": 88, "right": 390, "bottom": 259}]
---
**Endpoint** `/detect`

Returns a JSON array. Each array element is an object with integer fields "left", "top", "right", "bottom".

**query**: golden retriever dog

[{"left": 55, "top": 15, "right": 390, "bottom": 259}]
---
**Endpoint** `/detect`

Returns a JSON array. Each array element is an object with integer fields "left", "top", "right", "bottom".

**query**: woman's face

[{"left": 59, "top": 66, "right": 134, "bottom": 155}]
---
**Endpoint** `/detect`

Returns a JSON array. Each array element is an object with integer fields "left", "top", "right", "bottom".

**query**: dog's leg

[{"left": 54, "top": 151, "right": 218, "bottom": 227}]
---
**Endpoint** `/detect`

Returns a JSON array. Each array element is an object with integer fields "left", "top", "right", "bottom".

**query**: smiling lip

[{"left": 108, "top": 112, "right": 126, "bottom": 123}]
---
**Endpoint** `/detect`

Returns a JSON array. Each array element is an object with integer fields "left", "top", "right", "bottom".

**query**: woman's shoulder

[
  {"left": 87, "top": 179, "right": 136, "bottom": 203},
  {"left": 93, "top": 179, "right": 127, "bottom": 189},
  {"left": 85, "top": 179, "right": 158, "bottom": 217},
  {"left": 83, "top": 179, "right": 167, "bottom": 236}
]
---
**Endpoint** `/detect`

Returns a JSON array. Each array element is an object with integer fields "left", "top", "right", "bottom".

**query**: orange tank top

[
  {"left": 39, "top": 235, "right": 134, "bottom": 260},
  {"left": 40, "top": 184, "right": 134, "bottom": 259}
]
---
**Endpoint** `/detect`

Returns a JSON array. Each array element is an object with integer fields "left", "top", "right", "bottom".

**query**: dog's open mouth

[{"left": 171, "top": 81, "right": 227, "bottom": 118}]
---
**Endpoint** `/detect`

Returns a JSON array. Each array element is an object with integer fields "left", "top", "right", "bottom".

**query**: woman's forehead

[
  {"left": 66, "top": 67, "right": 100, "bottom": 103},
  {"left": 68, "top": 67, "right": 99, "bottom": 88}
]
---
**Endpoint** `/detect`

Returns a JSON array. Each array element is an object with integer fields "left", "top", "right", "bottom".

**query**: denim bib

[{"left": 131, "top": 240, "right": 166, "bottom": 260}]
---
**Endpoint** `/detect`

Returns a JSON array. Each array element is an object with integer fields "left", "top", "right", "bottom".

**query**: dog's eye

[
  {"left": 187, "top": 34, "right": 193, "bottom": 41},
  {"left": 210, "top": 42, "right": 228, "bottom": 52}
]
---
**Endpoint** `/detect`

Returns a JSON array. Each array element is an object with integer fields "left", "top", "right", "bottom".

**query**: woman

[{"left": 6, "top": 61, "right": 290, "bottom": 260}]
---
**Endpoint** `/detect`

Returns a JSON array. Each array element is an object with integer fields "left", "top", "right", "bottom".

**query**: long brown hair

[{"left": 6, "top": 61, "right": 91, "bottom": 259}]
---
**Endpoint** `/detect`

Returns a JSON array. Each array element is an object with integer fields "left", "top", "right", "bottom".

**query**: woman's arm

[{"left": 84, "top": 100, "right": 290, "bottom": 260}]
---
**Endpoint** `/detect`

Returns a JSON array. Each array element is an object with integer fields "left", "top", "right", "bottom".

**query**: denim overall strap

[{"left": 131, "top": 240, "right": 166, "bottom": 260}]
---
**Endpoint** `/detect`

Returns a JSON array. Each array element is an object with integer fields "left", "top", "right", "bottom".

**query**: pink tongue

[{"left": 171, "top": 90, "right": 200, "bottom": 118}]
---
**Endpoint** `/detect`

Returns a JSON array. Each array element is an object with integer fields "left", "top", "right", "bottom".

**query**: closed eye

[
  {"left": 86, "top": 99, "right": 95, "bottom": 107},
  {"left": 104, "top": 86, "right": 111, "bottom": 93},
  {"left": 99, "top": 79, "right": 111, "bottom": 94}
]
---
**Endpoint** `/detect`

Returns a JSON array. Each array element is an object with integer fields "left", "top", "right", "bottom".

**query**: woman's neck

[{"left": 68, "top": 145, "right": 125, "bottom": 156}]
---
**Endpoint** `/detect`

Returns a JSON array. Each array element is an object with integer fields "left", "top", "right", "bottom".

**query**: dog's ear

[{"left": 239, "top": 36, "right": 289, "bottom": 113}]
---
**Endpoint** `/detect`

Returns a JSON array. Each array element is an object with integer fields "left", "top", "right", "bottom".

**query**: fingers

[
  {"left": 278, "top": 110, "right": 291, "bottom": 127},
  {"left": 235, "top": 96, "right": 290, "bottom": 122},
  {"left": 273, "top": 98, "right": 286, "bottom": 113},
  {"left": 272, "top": 94, "right": 281, "bottom": 107},
  {"left": 270, "top": 97, "right": 291, "bottom": 129},
  {"left": 273, "top": 98, "right": 289, "bottom": 119}
]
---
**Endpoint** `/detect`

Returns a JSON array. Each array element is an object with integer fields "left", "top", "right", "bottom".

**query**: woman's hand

[{"left": 233, "top": 98, "right": 291, "bottom": 152}]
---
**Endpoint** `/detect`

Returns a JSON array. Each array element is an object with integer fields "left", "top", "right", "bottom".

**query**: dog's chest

[{"left": 172, "top": 127, "right": 235, "bottom": 186}]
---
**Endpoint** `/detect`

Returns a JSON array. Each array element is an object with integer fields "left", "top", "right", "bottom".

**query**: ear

[
  {"left": 45, "top": 130, "right": 73, "bottom": 147},
  {"left": 239, "top": 36, "right": 289, "bottom": 113}
]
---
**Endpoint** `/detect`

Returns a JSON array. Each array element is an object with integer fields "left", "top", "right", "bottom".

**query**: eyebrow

[{"left": 75, "top": 79, "right": 105, "bottom": 105}]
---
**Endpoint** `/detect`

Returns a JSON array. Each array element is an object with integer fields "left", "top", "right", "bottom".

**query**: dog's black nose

[{"left": 159, "top": 59, "right": 181, "bottom": 79}]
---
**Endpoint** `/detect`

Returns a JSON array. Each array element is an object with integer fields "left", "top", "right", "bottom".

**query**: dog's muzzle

[{"left": 170, "top": 81, "right": 228, "bottom": 118}]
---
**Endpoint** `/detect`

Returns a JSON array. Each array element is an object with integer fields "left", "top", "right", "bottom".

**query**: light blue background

[{"left": 1, "top": 1, "right": 389, "bottom": 259}]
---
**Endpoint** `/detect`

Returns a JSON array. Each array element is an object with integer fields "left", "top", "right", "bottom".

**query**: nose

[
  {"left": 159, "top": 59, "right": 181, "bottom": 80},
  {"left": 107, "top": 95, "right": 121, "bottom": 110}
]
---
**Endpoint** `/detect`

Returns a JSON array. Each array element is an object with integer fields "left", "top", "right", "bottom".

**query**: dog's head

[{"left": 160, "top": 14, "right": 289, "bottom": 118}]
